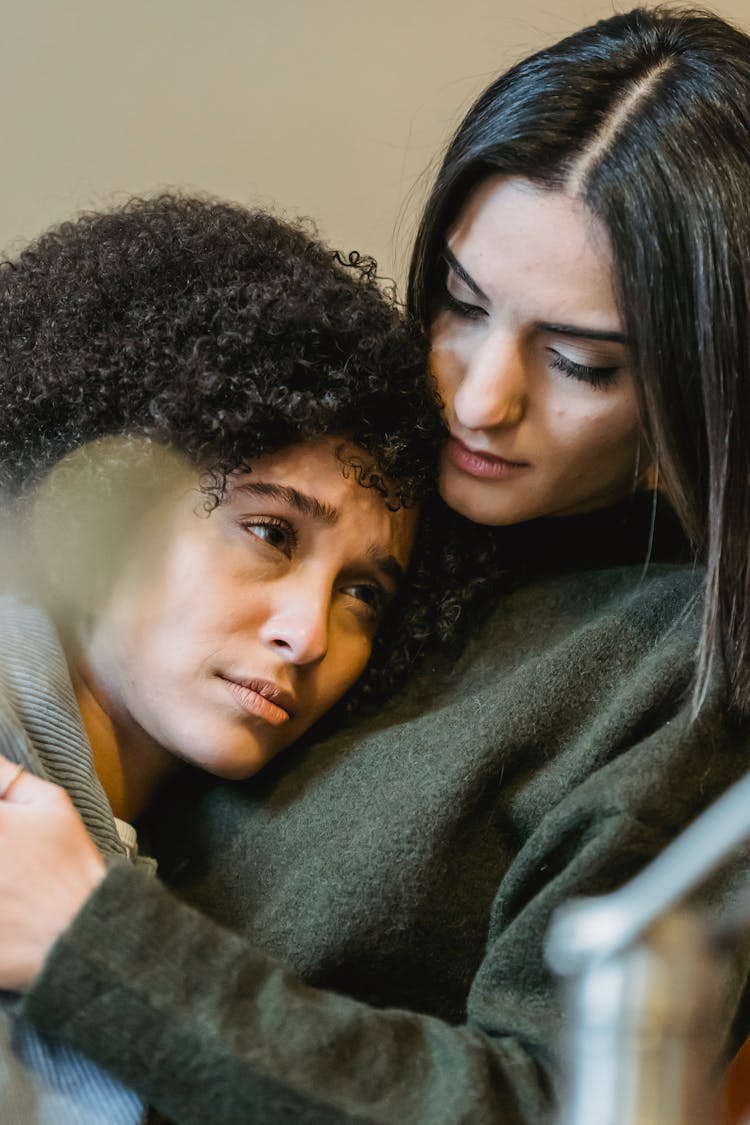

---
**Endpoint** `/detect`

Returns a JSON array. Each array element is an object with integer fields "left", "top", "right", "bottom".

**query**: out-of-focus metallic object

[
  {"left": 29, "top": 436, "right": 191, "bottom": 615},
  {"left": 547, "top": 769, "right": 750, "bottom": 1125},
  {"left": 550, "top": 909, "right": 724, "bottom": 1125}
]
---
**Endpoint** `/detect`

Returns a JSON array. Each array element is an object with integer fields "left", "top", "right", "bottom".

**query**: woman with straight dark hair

[
  {"left": 408, "top": 2, "right": 750, "bottom": 716},
  {"left": 1, "top": 8, "right": 750, "bottom": 1124}
]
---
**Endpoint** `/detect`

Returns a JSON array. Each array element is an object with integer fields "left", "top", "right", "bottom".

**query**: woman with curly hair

[
  {"left": 0, "top": 192, "right": 453, "bottom": 1123},
  {"left": 3, "top": 8, "right": 750, "bottom": 1124}
]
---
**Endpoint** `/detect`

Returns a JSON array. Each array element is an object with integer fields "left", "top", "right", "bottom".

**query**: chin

[
  {"left": 212, "top": 742, "right": 286, "bottom": 780},
  {"left": 171, "top": 732, "right": 282, "bottom": 781},
  {"left": 436, "top": 472, "right": 519, "bottom": 528},
  {"left": 438, "top": 479, "right": 525, "bottom": 527}
]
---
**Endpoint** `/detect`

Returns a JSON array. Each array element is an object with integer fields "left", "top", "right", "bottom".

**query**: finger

[
  {"left": 0, "top": 761, "right": 24, "bottom": 800},
  {"left": 0, "top": 756, "right": 45, "bottom": 804}
]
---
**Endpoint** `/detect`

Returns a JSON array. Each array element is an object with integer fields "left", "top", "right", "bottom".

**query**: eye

[
  {"left": 440, "top": 287, "right": 487, "bottom": 321},
  {"left": 342, "top": 582, "right": 388, "bottom": 623},
  {"left": 548, "top": 350, "right": 619, "bottom": 390},
  {"left": 435, "top": 261, "right": 487, "bottom": 322},
  {"left": 241, "top": 517, "right": 298, "bottom": 558}
]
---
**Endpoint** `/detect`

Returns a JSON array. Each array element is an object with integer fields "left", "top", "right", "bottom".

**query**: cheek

[
  {"left": 120, "top": 617, "right": 185, "bottom": 699},
  {"left": 587, "top": 402, "right": 641, "bottom": 462},
  {"left": 115, "top": 581, "right": 221, "bottom": 689},
  {"left": 429, "top": 341, "right": 461, "bottom": 406},
  {"left": 86, "top": 609, "right": 161, "bottom": 724},
  {"left": 318, "top": 635, "right": 373, "bottom": 711},
  {"left": 548, "top": 396, "right": 639, "bottom": 462}
]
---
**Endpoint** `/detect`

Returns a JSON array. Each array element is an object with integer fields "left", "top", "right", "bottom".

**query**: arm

[
  {"left": 0, "top": 763, "right": 551, "bottom": 1124},
  {"left": 24, "top": 863, "right": 551, "bottom": 1125},
  {"left": 10, "top": 699, "right": 750, "bottom": 1125},
  {"left": 10, "top": 568, "right": 750, "bottom": 1123}
]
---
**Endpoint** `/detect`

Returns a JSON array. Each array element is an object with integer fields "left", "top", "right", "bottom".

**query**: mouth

[
  {"left": 220, "top": 676, "right": 295, "bottom": 726},
  {"left": 445, "top": 436, "right": 530, "bottom": 480}
]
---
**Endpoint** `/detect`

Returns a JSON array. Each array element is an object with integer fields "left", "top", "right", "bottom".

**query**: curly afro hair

[
  {"left": 0, "top": 193, "right": 442, "bottom": 502},
  {"left": 0, "top": 193, "right": 499, "bottom": 713}
]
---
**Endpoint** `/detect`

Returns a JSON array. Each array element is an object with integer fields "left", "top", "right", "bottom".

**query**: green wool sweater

[{"left": 20, "top": 541, "right": 750, "bottom": 1123}]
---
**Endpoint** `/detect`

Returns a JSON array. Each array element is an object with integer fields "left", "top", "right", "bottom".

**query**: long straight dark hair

[{"left": 408, "top": 6, "right": 750, "bottom": 716}]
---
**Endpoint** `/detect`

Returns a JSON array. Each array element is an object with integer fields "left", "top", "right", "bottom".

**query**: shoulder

[
  {"left": 0, "top": 594, "right": 68, "bottom": 674},
  {"left": 502, "top": 561, "right": 701, "bottom": 629},
  {"left": 456, "top": 563, "right": 703, "bottom": 683}
]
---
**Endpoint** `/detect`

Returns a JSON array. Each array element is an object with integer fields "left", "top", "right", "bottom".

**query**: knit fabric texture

[
  {"left": 14, "top": 496, "right": 750, "bottom": 1123},
  {"left": 20, "top": 550, "right": 750, "bottom": 1123},
  {"left": 0, "top": 596, "right": 147, "bottom": 1125}
]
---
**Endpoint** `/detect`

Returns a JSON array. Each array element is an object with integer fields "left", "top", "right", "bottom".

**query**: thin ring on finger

[{"left": 0, "top": 763, "right": 24, "bottom": 800}]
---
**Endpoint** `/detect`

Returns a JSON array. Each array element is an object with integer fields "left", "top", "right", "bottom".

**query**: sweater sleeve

[
  {"left": 20, "top": 722, "right": 750, "bottom": 1124},
  {"left": 22, "top": 863, "right": 553, "bottom": 1124},
  {"left": 18, "top": 568, "right": 750, "bottom": 1124}
]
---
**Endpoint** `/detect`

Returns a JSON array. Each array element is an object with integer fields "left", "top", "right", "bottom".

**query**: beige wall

[{"left": 2, "top": 0, "right": 748, "bottom": 289}]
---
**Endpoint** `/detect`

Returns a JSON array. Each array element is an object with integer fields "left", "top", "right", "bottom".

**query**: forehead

[
  {"left": 236, "top": 436, "right": 355, "bottom": 490},
  {"left": 233, "top": 436, "right": 383, "bottom": 507},
  {"left": 446, "top": 175, "right": 620, "bottom": 327},
  {"left": 230, "top": 436, "right": 417, "bottom": 563}
]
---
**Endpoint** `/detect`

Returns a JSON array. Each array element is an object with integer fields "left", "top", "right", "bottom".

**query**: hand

[{"left": 0, "top": 755, "right": 106, "bottom": 991}]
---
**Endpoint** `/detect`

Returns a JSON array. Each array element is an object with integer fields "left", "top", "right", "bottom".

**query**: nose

[
  {"left": 259, "top": 584, "right": 330, "bottom": 667},
  {"left": 452, "top": 330, "right": 527, "bottom": 431}
]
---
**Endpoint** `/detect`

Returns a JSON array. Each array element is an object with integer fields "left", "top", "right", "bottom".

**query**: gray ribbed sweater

[{"left": 0, "top": 595, "right": 146, "bottom": 1125}]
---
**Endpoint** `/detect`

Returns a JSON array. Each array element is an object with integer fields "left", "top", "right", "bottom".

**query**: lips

[
  {"left": 445, "top": 435, "right": 529, "bottom": 480},
  {"left": 220, "top": 676, "right": 295, "bottom": 726}
]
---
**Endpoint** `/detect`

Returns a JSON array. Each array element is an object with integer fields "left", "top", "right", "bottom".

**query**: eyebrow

[
  {"left": 442, "top": 246, "right": 630, "bottom": 346},
  {"left": 538, "top": 322, "right": 629, "bottom": 345},
  {"left": 232, "top": 481, "right": 338, "bottom": 525},
  {"left": 442, "top": 247, "right": 489, "bottom": 303},
  {"left": 234, "top": 480, "right": 407, "bottom": 585}
]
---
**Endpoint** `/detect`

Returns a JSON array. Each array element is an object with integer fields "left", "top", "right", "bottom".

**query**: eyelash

[
  {"left": 437, "top": 278, "right": 487, "bottom": 321},
  {"left": 344, "top": 583, "right": 388, "bottom": 622},
  {"left": 439, "top": 283, "right": 620, "bottom": 391},
  {"left": 548, "top": 352, "right": 619, "bottom": 390},
  {"left": 242, "top": 518, "right": 389, "bottom": 621},
  {"left": 242, "top": 516, "right": 299, "bottom": 558}
]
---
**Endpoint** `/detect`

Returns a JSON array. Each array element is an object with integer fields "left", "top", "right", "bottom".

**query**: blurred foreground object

[
  {"left": 722, "top": 1035, "right": 750, "bottom": 1123},
  {"left": 547, "top": 770, "right": 750, "bottom": 1125}
]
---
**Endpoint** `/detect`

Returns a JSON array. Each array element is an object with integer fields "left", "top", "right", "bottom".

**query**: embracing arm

[
  {"left": 9, "top": 708, "right": 750, "bottom": 1125},
  {"left": 0, "top": 768, "right": 550, "bottom": 1124},
  {"left": 7, "top": 568, "right": 750, "bottom": 1124},
  {"left": 23, "top": 862, "right": 550, "bottom": 1125}
]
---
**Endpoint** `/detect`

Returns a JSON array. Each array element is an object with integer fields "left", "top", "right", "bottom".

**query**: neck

[{"left": 69, "top": 658, "right": 178, "bottom": 823}]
